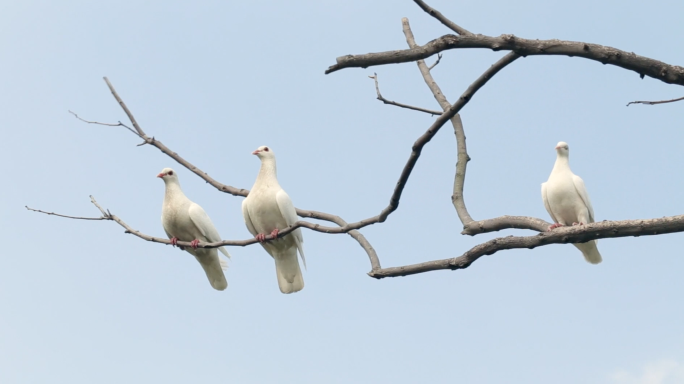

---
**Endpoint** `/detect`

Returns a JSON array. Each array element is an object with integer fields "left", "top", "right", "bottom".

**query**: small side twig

[
  {"left": 428, "top": 53, "right": 442, "bottom": 70},
  {"left": 68, "top": 110, "right": 140, "bottom": 137},
  {"left": 25, "top": 206, "right": 108, "bottom": 221},
  {"left": 368, "top": 73, "right": 443, "bottom": 115},
  {"left": 626, "top": 95, "right": 684, "bottom": 106}
]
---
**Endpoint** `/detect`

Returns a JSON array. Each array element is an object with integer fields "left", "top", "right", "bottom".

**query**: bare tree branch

[
  {"left": 325, "top": 34, "right": 684, "bottom": 86},
  {"left": 461, "top": 216, "right": 552, "bottom": 235},
  {"left": 413, "top": 0, "right": 472, "bottom": 36},
  {"left": 627, "top": 95, "right": 684, "bottom": 106},
  {"left": 401, "top": 17, "right": 477, "bottom": 225},
  {"left": 68, "top": 110, "right": 140, "bottom": 137},
  {"left": 368, "top": 73, "right": 443, "bottom": 115},
  {"left": 32, "top": 198, "right": 684, "bottom": 280},
  {"left": 400, "top": 17, "right": 550, "bottom": 238},
  {"left": 375, "top": 40, "right": 519, "bottom": 223},
  {"left": 369, "top": 214, "right": 684, "bottom": 278},
  {"left": 25, "top": 206, "right": 108, "bottom": 221},
  {"left": 28, "top": 196, "right": 383, "bottom": 254}
]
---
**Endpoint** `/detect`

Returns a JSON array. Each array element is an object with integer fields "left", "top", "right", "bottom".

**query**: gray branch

[
  {"left": 401, "top": 17, "right": 477, "bottom": 225},
  {"left": 461, "top": 215, "right": 552, "bottom": 235},
  {"left": 27, "top": 196, "right": 381, "bottom": 260},
  {"left": 627, "top": 95, "right": 684, "bottom": 106},
  {"left": 368, "top": 73, "right": 443, "bottom": 115},
  {"left": 375, "top": 47, "right": 519, "bottom": 223},
  {"left": 369, "top": 214, "right": 684, "bottom": 278},
  {"left": 325, "top": 35, "right": 684, "bottom": 86}
]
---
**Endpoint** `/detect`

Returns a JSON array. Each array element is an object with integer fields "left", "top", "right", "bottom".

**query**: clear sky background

[{"left": 1, "top": 1, "right": 683, "bottom": 383}]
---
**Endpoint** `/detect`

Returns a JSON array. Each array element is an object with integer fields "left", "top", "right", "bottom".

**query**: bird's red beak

[
  {"left": 252, "top": 149, "right": 260, "bottom": 155},
  {"left": 555, "top": 145, "right": 561, "bottom": 150},
  {"left": 157, "top": 172, "right": 165, "bottom": 178}
]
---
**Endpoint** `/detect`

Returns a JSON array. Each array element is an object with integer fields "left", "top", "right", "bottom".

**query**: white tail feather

[
  {"left": 574, "top": 241, "right": 602, "bottom": 264},
  {"left": 191, "top": 249, "right": 228, "bottom": 291},
  {"left": 273, "top": 249, "right": 304, "bottom": 294}
]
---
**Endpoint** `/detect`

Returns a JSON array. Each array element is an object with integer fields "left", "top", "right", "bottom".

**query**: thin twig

[
  {"left": 25, "top": 206, "right": 108, "bottom": 221},
  {"left": 626, "top": 95, "right": 684, "bottom": 106},
  {"left": 428, "top": 53, "right": 442, "bottom": 71},
  {"left": 68, "top": 110, "right": 140, "bottom": 137},
  {"left": 413, "top": 0, "right": 472, "bottom": 36},
  {"left": 368, "top": 73, "right": 443, "bottom": 115}
]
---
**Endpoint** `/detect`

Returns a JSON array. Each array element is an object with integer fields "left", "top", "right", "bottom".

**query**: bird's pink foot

[
  {"left": 255, "top": 233, "right": 266, "bottom": 242},
  {"left": 170, "top": 237, "right": 179, "bottom": 247},
  {"left": 270, "top": 228, "right": 279, "bottom": 239},
  {"left": 190, "top": 239, "right": 200, "bottom": 249},
  {"left": 548, "top": 223, "right": 564, "bottom": 231},
  {"left": 572, "top": 222, "right": 585, "bottom": 226}
]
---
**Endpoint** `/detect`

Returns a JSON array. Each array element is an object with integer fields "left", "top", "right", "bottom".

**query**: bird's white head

[
  {"left": 252, "top": 145, "right": 275, "bottom": 160},
  {"left": 157, "top": 167, "right": 179, "bottom": 182},
  {"left": 555, "top": 141, "right": 569, "bottom": 156}
]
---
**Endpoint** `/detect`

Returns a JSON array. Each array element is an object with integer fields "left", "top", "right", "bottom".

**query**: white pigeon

[
  {"left": 541, "top": 141, "right": 602, "bottom": 264},
  {"left": 158, "top": 167, "right": 231, "bottom": 290},
  {"left": 242, "top": 146, "right": 306, "bottom": 294}
]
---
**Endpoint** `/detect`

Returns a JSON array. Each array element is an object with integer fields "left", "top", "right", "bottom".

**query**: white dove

[
  {"left": 158, "top": 167, "right": 231, "bottom": 290},
  {"left": 541, "top": 141, "right": 602, "bottom": 264},
  {"left": 242, "top": 146, "right": 305, "bottom": 294}
]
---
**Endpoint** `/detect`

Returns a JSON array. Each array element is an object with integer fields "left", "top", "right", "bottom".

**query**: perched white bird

[
  {"left": 541, "top": 142, "right": 602, "bottom": 264},
  {"left": 158, "top": 167, "right": 231, "bottom": 290},
  {"left": 242, "top": 146, "right": 305, "bottom": 294}
]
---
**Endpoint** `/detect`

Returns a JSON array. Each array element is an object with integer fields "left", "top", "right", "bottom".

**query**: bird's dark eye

[
  {"left": 264, "top": 147, "right": 269, "bottom": 152},
  {"left": 168, "top": 170, "right": 174, "bottom": 175}
]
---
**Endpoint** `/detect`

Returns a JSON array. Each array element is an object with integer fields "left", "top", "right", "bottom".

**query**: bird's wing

[
  {"left": 572, "top": 175, "right": 595, "bottom": 223},
  {"left": 541, "top": 182, "right": 559, "bottom": 224},
  {"left": 275, "top": 189, "right": 305, "bottom": 268},
  {"left": 188, "top": 202, "right": 230, "bottom": 258},
  {"left": 241, "top": 198, "right": 258, "bottom": 237}
]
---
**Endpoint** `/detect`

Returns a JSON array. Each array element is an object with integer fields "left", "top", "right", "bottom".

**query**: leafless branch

[
  {"left": 25, "top": 206, "right": 108, "bottom": 221},
  {"left": 626, "top": 95, "right": 684, "bottom": 106},
  {"left": 31, "top": 197, "right": 684, "bottom": 280},
  {"left": 369, "top": 214, "right": 684, "bottom": 278},
  {"left": 376, "top": 48, "right": 520, "bottom": 223},
  {"left": 68, "top": 110, "right": 140, "bottom": 137},
  {"left": 427, "top": 53, "right": 442, "bottom": 71},
  {"left": 368, "top": 73, "right": 443, "bottom": 115},
  {"left": 413, "top": 0, "right": 472, "bottom": 36},
  {"left": 325, "top": 35, "right": 684, "bottom": 86},
  {"left": 27, "top": 196, "right": 380, "bottom": 266},
  {"left": 461, "top": 216, "right": 552, "bottom": 235},
  {"left": 401, "top": 17, "right": 478, "bottom": 225}
]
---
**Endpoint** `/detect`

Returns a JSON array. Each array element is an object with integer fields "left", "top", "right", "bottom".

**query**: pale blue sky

[{"left": 1, "top": 1, "right": 683, "bottom": 383}]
